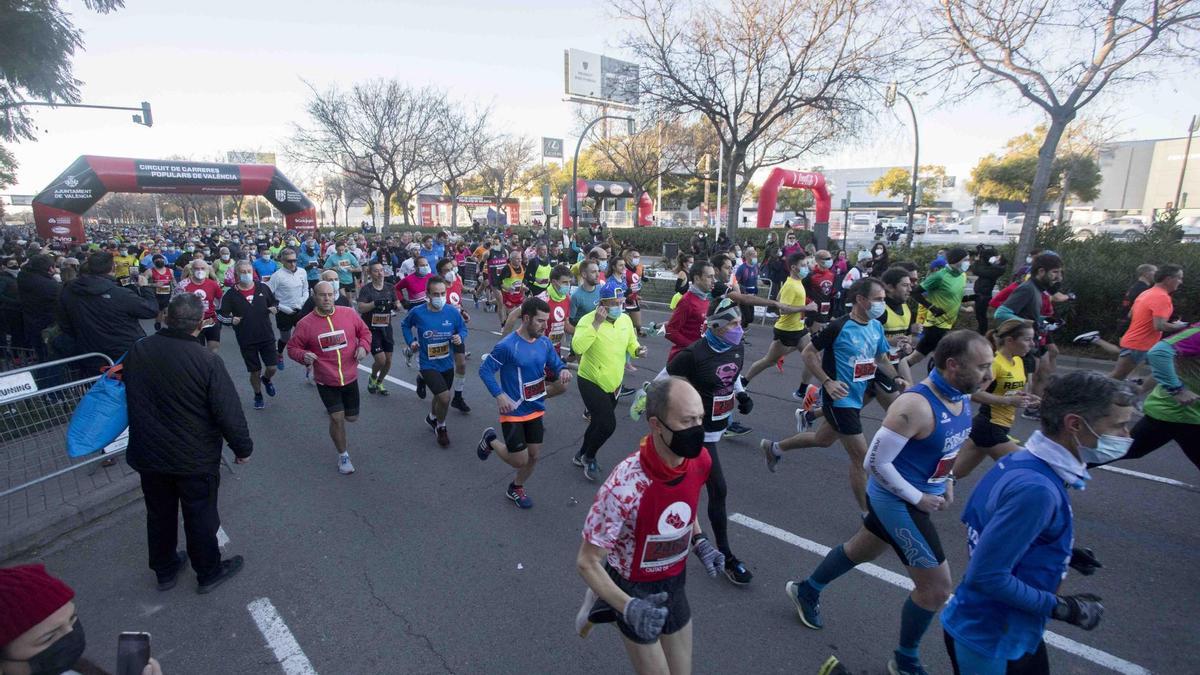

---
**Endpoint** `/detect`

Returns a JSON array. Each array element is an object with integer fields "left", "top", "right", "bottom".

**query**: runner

[
  {"left": 941, "top": 371, "right": 1133, "bottom": 674},
  {"left": 296, "top": 238, "right": 322, "bottom": 289},
  {"left": 574, "top": 377, "right": 724, "bottom": 675},
  {"left": 323, "top": 240, "right": 361, "bottom": 299},
  {"left": 485, "top": 241, "right": 509, "bottom": 317},
  {"left": 573, "top": 278, "right": 647, "bottom": 480},
  {"left": 179, "top": 259, "right": 223, "bottom": 354},
  {"left": 952, "top": 319, "right": 1040, "bottom": 479},
  {"left": 784, "top": 330, "right": 993, "bottom": 675},
  {"left": 437, "top": 257, "right": 472, "bottom": 413},
  {"left": 477, "top": 296, "right": 573, "bottom": 508},
  {"left": 623, "top": 248, "right": 645, "bottom": 336},
  {"left": 252, "top": 246, "right": 278, "bottom": 283},
  {"left": 741, "top": 252, "right": 816, "bottom": 386},
  {"left": 267, "top": 247, "right": 308, "bottom": 372},
  {"left": 357, "top": 262, "right": 398, "bottom": 396},
  {"left": 498, "top": 248, "right": 527, "bottom": 325},
  {"left": 666, "top": 297, "right": 756, "bottom": 585},
  {"left": 286, "top": 281, "right": 372, "bottom": 475},
  {"left": 805, "top": 250, "right": 838, "bottom": 334},
  {"left": 569, "top": 259, "right": 602, "bottom": 327},
  {"left": 994, "top": 252, "right": 1064, "bottom": 416},
  {"left": 394, "top": 256, "right": 433, "bottom": 310},
  {"left": 148, "top": 253, "right": 174, "bottom": 330},
  {"left": 1107, "top": 264, "right": 1187, "bottom": 393},
  {"left": 758, "top": 278, "right": 908, "bottom": 511},
  {"left": 733, "top": 246, "right": 759, "bottom": 331},
  {"left": 401, "top": 276, "right": 468, "bottom": 447},
  {"left": 217, "top": 261, "right": 280, "bottom": 411},
  {"left": 907, "top": 247, "right": 972, "bottom": 370}
]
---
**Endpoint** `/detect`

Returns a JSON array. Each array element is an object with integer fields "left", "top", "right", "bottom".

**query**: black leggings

[
  {"left": 739, "top": 304, "right": 756, "bottom": 331},
  {"left": 975, "top": 296, "right": 991, "bottom": 334},
  {"left": 944, "top": 631, "right": 1049, "bottom": 675},
  {"left": 579, "top": 376, "right": 619, "bottom": 461},
  {"left": 703, "top": 441, "right": 732, "bottom": 557},
  {"left": 1102, "top": 413, "right": 1200, "bottom": 471}
]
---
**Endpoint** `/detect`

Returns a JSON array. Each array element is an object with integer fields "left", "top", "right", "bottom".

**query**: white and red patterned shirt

[{"left": 583, "top": 438, "right": 711, "bottom": 582}]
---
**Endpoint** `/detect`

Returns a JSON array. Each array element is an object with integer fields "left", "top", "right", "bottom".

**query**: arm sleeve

[
  {"left": 961, "top": 480, "right": 1061, "bottom": 617},
  {"left": 478, "top": 341, "right": 507, "bottom": 398},
  {"left": 1147, "top": 340, "right": 1181, "bottom": 389},
  {"left": 864, "top": 426, "right": 924, "bottom": 504},
  {"left": 207, "top": 359, "right": 253, "bottom": 458}
]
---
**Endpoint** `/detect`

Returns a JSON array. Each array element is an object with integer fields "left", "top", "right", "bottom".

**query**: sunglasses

[{"left": 283, "top": 258, "right": 297, "bottom": 263}]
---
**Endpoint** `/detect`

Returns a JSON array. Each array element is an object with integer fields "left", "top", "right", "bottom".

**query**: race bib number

[
  {"left": 521, "top": 374, "right": 546, "bottom": 402},
  {"left": 549, "top": 329, "right": 564, "bottom": 345},
  {"left": 120, "top": 276, "right": 135, "bottom": 287},
  {"left": 338, "top": 259, "right": 351, "bottom": 268},
  {"left": 318, "top": 329, "right": 348, "bottom": 352},
  {"left": 427, "top": 341, "right": 450, "bottom": 359},
  {"left": 711, "top": 392, "right": 735, "bottom": 421},
  {"left": 155, "top": 284, "right": 171, "bottom": 295},
  {"left": 852, "top": 357, "right": 877, "bottom": 382},
  {"left": 928, "top": 452, "right": 959, "bottom": 484},
  {"left": 639, "top": 528, "right": 691, "bottom": 571},
  {"left": 371, "top": 313, "right": 391, "bottom": 328},
  {"left": 819, "top": 301, "right": 831, "bottom": 314}
]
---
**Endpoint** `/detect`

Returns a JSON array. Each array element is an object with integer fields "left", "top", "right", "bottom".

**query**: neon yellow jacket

[{"left": 574, "top": 311, "right": 641, "bottom": 392}]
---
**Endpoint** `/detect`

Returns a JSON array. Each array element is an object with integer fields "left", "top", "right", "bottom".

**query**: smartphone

[{"left": 116, "top": 632, "right": 151, "bottom": 675}]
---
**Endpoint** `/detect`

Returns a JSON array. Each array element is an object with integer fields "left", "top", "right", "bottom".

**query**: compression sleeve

[{"left": 864, "top": 426, "right": 923, "bottom": 505}]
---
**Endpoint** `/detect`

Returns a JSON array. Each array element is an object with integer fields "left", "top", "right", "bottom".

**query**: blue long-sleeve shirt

[
  {"left": 296, "top": 247, "right": 321, "bottom": 281},
  {"left": 400, "top": 303, "right": 467, "bottom": 371},
  {"left": 478, "top": 331, "right": 566, "bottom": 421}
]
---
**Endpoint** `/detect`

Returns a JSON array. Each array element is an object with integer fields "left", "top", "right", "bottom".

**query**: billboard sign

[
  {"left": 564, "top": 49, "right": 639, "bottom": 106},
  {"left": 542, "top": 137, "right": 564, "bottom": 159},
  {"left": 226, "top": 151, "right": 277, "bottom": 165}
]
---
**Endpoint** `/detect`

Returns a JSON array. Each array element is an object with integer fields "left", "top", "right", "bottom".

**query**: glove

[
  {"left": 1052, "top": 593, "right": 1104, "bottom": 630},
  {"left": 623, "top": 593, "right": 669, "bottom": 642},
  {"left": 1069, "top": 547, "right": 1103, "bottom": 576},
  {"left": 692, "top": 535, "right": 725, "bottom": 577},
  {"left": 736, "top": 391, "right": 753, "bottom": 415}
]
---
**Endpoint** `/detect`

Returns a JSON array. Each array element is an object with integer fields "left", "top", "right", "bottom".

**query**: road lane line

[
  {"left": 730, "top": 513, "right": 1152, "bottom": 675},
  {"left": 1096, "top": 464, "right": 1195, "bottom": 489},
  {"left": 216, "top": 526, "right": 229, "bottom": 549},
  {"left": 356, "top": 364, "right": 417, "bottom": 391},
  {"left": 248, "top": 598, "right": 318, "bottom": 675}
]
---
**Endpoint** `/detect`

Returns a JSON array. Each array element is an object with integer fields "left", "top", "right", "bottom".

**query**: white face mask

[
  {"left": 988, "top": 256, "right": 1000, "bottom": 265},
  {"left": 193, "top": 269, "right": 207, "bottom": 281},
  {"left": 444, "top": 270, "right": 457, "bottom": 282}
]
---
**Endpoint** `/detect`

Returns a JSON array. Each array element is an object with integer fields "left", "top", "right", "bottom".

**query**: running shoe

[
  {"left": 723, "top": 556, "right": 753, "bottom": 585},
  {"left": 723, "top": 421, "right": 752, "bottom": 438},
  {"left": 367, "top": 377, "right": 379, "bottom": 395},
  {"left": 506, "top": 484, "right": 533, "bottom": 509},
  {"left": 377, "top": 380, "right": 389, "bottom": 396},
  {"left": 888, "top": 652, "right": 929, "bottom": 675},
  {"left": 572, "top": 450, "right": 586, "bottom": 467},
  {"left": 583, "top": 458, "right": 601, "bottom": 481},
  {"left": 478, "top": 427, "right": 497, "bottom": 461},
  {"left": 793, "top": 383, "right": 820, "bottom": 407},
  {"left": 253, "top": 394, "right": 265, "bottom": 410},
  {"left": 416, "top": 375, "right": 427, "bottom": 399},
  {"left": 818, "top": 656, "right": 850, "bottom": 675},
  {"left": 263, "top": 379, "right": 276, "bottom": 397},
  {"left": 436, "top": 425, "right": 450, "bottom": 447},
  {"left": 760, "top": 439, "right": 780, "bottom": 473},
  {"left": 276, "top": 355, "right": 285, "bottom": 371},
  {"left": 426, "top": 414, "right": 438, "bottom": 433},
  {"left": 338, "top": 454, "right": 355, "bottom": 475},
  {"left": 1073, "top": 330, "right": 1100, "bottom": 345},
  {"left": 618, "top": 385, "right": 638, "bottom": 399},
  {"left": 629, "top": 382, "right": 650, "bottom": 420},
  {"left": 451, "top": 392, "right": 471, "bottom": 413},
  {"left": 404, "top": 347, "right": 414, "bottom": 368},
  {"left": 784, "top": 580, "right": 823, "bottom": 629}
]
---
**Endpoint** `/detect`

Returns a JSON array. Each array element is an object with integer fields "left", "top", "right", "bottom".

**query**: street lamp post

[
  {"left": 0, "top": 100, "right": 153, "bottom": 127},
  {"left": 571, "top": 114, "right": 634, "bottom": 229},
  {"left": 885, "top": 83, "right": 919, "bottom": 247}
]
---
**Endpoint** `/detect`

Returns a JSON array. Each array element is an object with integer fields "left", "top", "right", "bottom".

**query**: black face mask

[
  {"left": 659, "top": 420, "right": 705, "bottom": 459},
  {"left": 12, "top": 618, "right": 86, "bottom": 675}
]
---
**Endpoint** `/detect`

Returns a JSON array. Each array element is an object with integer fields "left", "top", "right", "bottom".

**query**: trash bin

[{"left": 662, "top": 241, "right": 679, "bottom": 260}]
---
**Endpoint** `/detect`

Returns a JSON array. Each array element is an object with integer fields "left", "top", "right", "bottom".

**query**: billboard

[
  {"left": 542, "top": 137, "right": 564, "bottom": 159},
  {"left": 226, "top": 151, "right": 277, "bottom": 165},
  {"left": 564, "top": 49, "right": 640, "bottom": 106}
]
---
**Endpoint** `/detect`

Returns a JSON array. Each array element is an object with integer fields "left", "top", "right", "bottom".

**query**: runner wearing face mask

[
  {"left": 401, "top": 277, "right": 468, "bottom": 447},
  {"left": 437, "top": 257, "right": 473, "bottom": 413},
  {"left": 623, "top": 249, "right": 645, "bottom": 336},
  {"left": 179, "top": 260, "right": 223, "bottom": 354},
  {"left": 357, "top": 262, "right": 398, "bottom": 396},
  {"left": 394, "top": 256, "right": 433, "bottom": 311},
  {"left": 149, "top": 254, "right": 174, "bottom": 330},
  {"left": 805, "top": 250, "right": 838, "bottom": 334},
  {"left": 908, "top": 247, "right": 973, "bottom": 370}
]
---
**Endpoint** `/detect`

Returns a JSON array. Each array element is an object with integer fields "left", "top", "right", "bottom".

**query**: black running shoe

[
  {"left": 451, "top": 393, "right": 471, "bottom": 413},
  {"left": 723, "top": 556, "right": 753, "bottom": 585}
]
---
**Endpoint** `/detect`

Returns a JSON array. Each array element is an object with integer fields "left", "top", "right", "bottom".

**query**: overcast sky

[{"left": 8, "top": 0, "right": 1199, "bottom": 196}]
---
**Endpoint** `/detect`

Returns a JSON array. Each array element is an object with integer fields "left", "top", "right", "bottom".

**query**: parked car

[
  {"left": 1178, "top": 215, "right": 1199, "bottom": 242},
  {"left": 1075, "top": 216, "right": 1149, "bottom": 239},
  {"left": 946, "top": 214, "right": 1010, "bottom": 235}
]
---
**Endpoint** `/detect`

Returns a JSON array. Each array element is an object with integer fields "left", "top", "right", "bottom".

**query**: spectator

[
  {"left": 125, "top": 294, "right": 252, "bottom": 594},
  {"left": 57, "top": 251, "right": 158, "bottom": 366},
  {"left": 17, "top": 254, "right": 61, "bottom": 362}
]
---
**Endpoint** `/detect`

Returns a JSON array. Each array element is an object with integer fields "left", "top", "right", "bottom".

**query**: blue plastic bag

[{"left": 66, "top": 356, "right": 127, "bottom": 458}]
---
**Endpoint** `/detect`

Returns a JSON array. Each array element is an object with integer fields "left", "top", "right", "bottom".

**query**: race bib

[
  {"left": 521, "top": 374, "right": 546, "bottom": 402},
  {"left": 852, "top": 357, "right": 877, "bottom": 382},
  {"left": 318, "top": 329, "right": 348, "bottom": 352},
  {"left": 119, "top": 276, "right": 135, "bottom": 287},
  {"left": 639, "top": 527, "right": 691, "bottom": 571},
  {"left": 711, "top": 392, "right": 735, "bottom": 421},
  {"left": 155, "top": 284, "right": 171, "bottom": 295},
  {"left": 371, "top": 313, "right": 391, "bottom": 328},
  {"left": 819, "top": 301, "right": 831, "bottom": 314},
  {"left": 549, "top": 329, "right": 564, "bottom": 345},
  {"left": 427, "top": 341, "right": 450, "bottom": 359},
  {"left": 928, "top": 452, "right": 959, "bottom": 484},
  {"left": 338, "top": 259, "right": 351, "bottom": 268}
]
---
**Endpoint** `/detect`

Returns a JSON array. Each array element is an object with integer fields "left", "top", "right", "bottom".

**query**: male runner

[
  {"left": 486, "top": 242, "right": 509, "bottom": 318},
  {"left": 323, "top": 240, "right": 361, "bottom": 298},
  {"left": 570, "top": 259, "right": 603, "bottom": 327},
  {"left": 666, "top": 298, "right": 756, "bottom": 585},
  {"left": 498, "top": 248, "right": 527, "bottom": 324},
  {"left": 575, "top": 377, "right": 725, "bottom": 675},
  {"left": 267, "top": 248, "right": 308, "bottom": 371},
  {"left": 742, "top": 252, "right": 816, "bottom": 385},
  {"left": 148, "top": 254, "right": 174, "bottom": 330},
  {"left": 804, "top": 250, "right": 838, "bottom": 333},
  {"left": 252, "top": 247, "right": 278, "bottom": 283},
  {"left": 477, "top": 297, "right": 573, "bottom": 507},
  {"left": 995, "top": 253, "right": 1064, "bottom": 413},
  {"left": 401, "top": 276, "right": 468, "bottom": 447},
  {"left": 908, "top": 247, "right": 971, "bottom": 369},
  {"left": 437, "top": 256, "right": 472, "bottom": 412},
  {"left": 1108, "top": 264, "right": 1186, "bottom": 391},
  {"left": 941, "top": 371, "right": 1132, "bottom": 673},
  {"left": 179, "top": 259, "right": 223, "bottom": 354},
  {"left": 784, "top": 330, "right": 993, "bottom": 675},
  {"left": 217, "top": 261, "right": 280, "bottom": 410},
  {"left": 357, "top": 261, "right": 398, "bottom": 395},
  {"left": 759, "top": 278, "right": 909, "bottom": 511},
  {"left": 287, "top": 281, "right": 371, "bottom": 475},
  {"left": 623, "top": 248, "right": 645, "bottom": 336}
]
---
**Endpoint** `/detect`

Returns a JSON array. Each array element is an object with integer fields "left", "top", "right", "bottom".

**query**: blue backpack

[{"left": 66, "top": 355, "right": 128, "bottom": 458}]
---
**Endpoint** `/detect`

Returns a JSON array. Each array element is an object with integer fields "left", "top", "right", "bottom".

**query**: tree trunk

[
  {"left": 380, "top": 190, "right": 393, "bottom": 230},
  {"left": 1055, "top": 169, "right": 1071, "bottom": 226},
  {"left": 724, "top": 147, "right": 746, "bottom": 240},
  {"left": 1017, "top": 114, "right": 1071, "bottom": 263},
  {"left": 450, "top": 194, "right": 459, "bottom": 232},
  {"left": 400, "top": 193, "right": 412, "bottom": 226}
]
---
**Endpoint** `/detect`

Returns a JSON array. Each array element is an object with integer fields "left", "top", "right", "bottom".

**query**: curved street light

[
  {"left": 570, "top": 115, "right": 635, "bottom": 229},
  {"left": 885, "top": 82, "right": 919, "bottom": 247}
]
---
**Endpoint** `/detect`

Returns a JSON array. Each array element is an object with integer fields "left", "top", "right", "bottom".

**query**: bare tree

[
  {"left": 928, "top": 0, "right": 1200, "bottom": 261},
  {"left": 476, "top": 135, "right": 542, "bottom": 226},
  {"left": 290, "top": 79, "right": 444, "bottom": 228},
  {"left": 615, "top": 0, "right": 896, "bottom": 237},
  {"left": 432, "top": 100, "right": 491, "bottom": 230},
  {"left": 575, "top": 109, "right": 698, "bottom": 206}
]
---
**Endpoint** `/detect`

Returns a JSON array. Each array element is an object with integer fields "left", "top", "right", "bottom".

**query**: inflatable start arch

[
  {"left": 755, "top": 168, "right": 831, "bottom": 231},
  {"left": 33, "top": 155, "right": 317, "bottom": 242}
]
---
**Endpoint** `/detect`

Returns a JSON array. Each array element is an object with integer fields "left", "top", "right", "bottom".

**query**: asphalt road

[{"left": 10, "top": 307, "right": 1199, "bottom": 675}]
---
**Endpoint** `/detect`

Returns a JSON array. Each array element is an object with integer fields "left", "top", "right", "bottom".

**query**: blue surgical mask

[
  {"left": 797, "top": 266, "right": 810, "bottom": 279},
  {"left": 556, "top": 283, "right": 571, "bottom": 296},
  {"left": 1078, "top": 420, "right": 1133, "bottom": 464},
  {"left": 820, "top": 259, "right": 833, "bottom": 269},
  {"left": 868, "top": 300, "right": 886, "bottom": 320},
  {"left": 238, "top": 273, "right": 253, "bottom": 284},
  {"left": 418, "top": 265, "right": 431, "bottom": 275},
  {"left": 430, "top": 296, "right": 446, "bottom": 310},
  {"left": 598, "top": 260, "right": 608, "bottom": 273},
  {"left": 631, "top": 257, "right": 640, "bottom": 267},
  {"left": 606, "top": 305, "right": 622, "bottom": 319}
]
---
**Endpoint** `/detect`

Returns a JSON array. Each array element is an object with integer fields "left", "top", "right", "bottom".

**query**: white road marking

[
  {"left": 216, "top": 526, "right": 229, "bottom": 549},
  {"left": 730, "top": 513, "right": 1152, "bottom": 675},
  {"left": 1096, "top": 464, "right": 1195, "bottom": 489},
  {"left": 248, "top": 598, "right": 318, "bottom": 675},
  {"left": 356, "top": 364, "right": 417, "bottom": 391}
]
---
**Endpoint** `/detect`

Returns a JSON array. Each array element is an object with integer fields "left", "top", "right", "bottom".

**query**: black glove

[
  {"left": 1069, "top": 547, "right": 1102, "bottom": 576},
  {"left": 1052, "top": 593, "right": 1104, "bottom": 630},
  {"left": 623, "top": 593, "right": 669, "bottom": 642},
  {"left": 736, "top": 391, "right": 753, "bottom": 415}
]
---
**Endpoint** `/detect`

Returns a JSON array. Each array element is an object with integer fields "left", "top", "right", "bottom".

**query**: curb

[{"left": 0, "top": 473, "right": 142, "bottom": 563}]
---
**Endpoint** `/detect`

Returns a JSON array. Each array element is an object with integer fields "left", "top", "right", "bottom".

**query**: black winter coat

[
  {"left": 124, "top": 328, "right": 252, "bottom": 475},
  {"left": 17, "top": 269, "right": 61, "bottom": 330},
  {"left": 56, "top": 274, "right": 158, "bottom": 360}
]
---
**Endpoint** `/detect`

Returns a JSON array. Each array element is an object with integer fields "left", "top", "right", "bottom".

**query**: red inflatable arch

[
  {"left": 33, "top": 155, "right": 317, "bottom": 243},
  {"left": 755, "top": 168, "right": 831, "bottom": 230}
]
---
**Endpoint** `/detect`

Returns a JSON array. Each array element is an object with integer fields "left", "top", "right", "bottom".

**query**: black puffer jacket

[
  {"left": 124, "top": 328, "right": 252, "bottom": 475},
  {"left": 57, "top": 274, "right": 158, "bottom": 360},
  {"left": 17, "top": 269, "right": 61, "bottom": 331}
]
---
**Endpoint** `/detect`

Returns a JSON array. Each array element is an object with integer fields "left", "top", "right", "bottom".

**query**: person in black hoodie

[
  {"left": 970, "top": 247, "right": 1006, "bottom": 334},
  {"left": 217, "top": 260, "right": 280, "bottom": 411},
  {"left": 125, "top": 293, "right": 251, "bottom": 595},
  {"left": 17, "top": 254, "right": 60, "bottom": 362},
  {"left": 57, "top": 251, "right": 158, "bottom": 372}
]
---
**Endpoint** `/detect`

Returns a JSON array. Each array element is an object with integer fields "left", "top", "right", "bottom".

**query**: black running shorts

[
  {"left": 239, "top": 341, "right": 278, "bottom": 373},
  {"left": 370, "top": 327, "right": 394, "bottom": 355},
  {"left": 773, "top": 327, "right": 809, "bottom": 348},
  {"left": 969, "top": 415, "right": 1012, "bottom": 449},
  {"left": 501, "top": 417, "right": 545, "bottom": 452},
  {"left": 821, "top": 398, "right": 863, "bottom": 436},
  {"left": 317, "top": 381, "right": 360, "bottom": 417},
  {"left": 419, "top": 368, "right": 456, "bottom": 396},
  {"left": 588, "top": 563, "right": 690, "bottom": 645}
]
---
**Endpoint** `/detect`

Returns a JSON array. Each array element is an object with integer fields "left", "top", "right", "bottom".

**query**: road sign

[{"left": 542, "top": 137, "right": 564, "bottom": 159}]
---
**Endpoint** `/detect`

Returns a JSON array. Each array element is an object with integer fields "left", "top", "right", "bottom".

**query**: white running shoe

[{"left": 338, "top": 454, "right": 355, "bottom": 475}]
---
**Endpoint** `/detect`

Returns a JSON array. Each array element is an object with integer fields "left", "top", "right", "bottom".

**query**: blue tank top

[{"left": 882, "top": 382, "right": 972, "bottom": 496}]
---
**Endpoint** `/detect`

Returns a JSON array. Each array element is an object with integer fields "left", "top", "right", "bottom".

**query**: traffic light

[{"left": 133, "top": 101, "right": 153, "bottom": 127}]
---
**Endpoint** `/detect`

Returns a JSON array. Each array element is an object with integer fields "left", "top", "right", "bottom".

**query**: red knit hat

[{"left": 0, "top": 564, "right": 76, "bottom": 646}]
